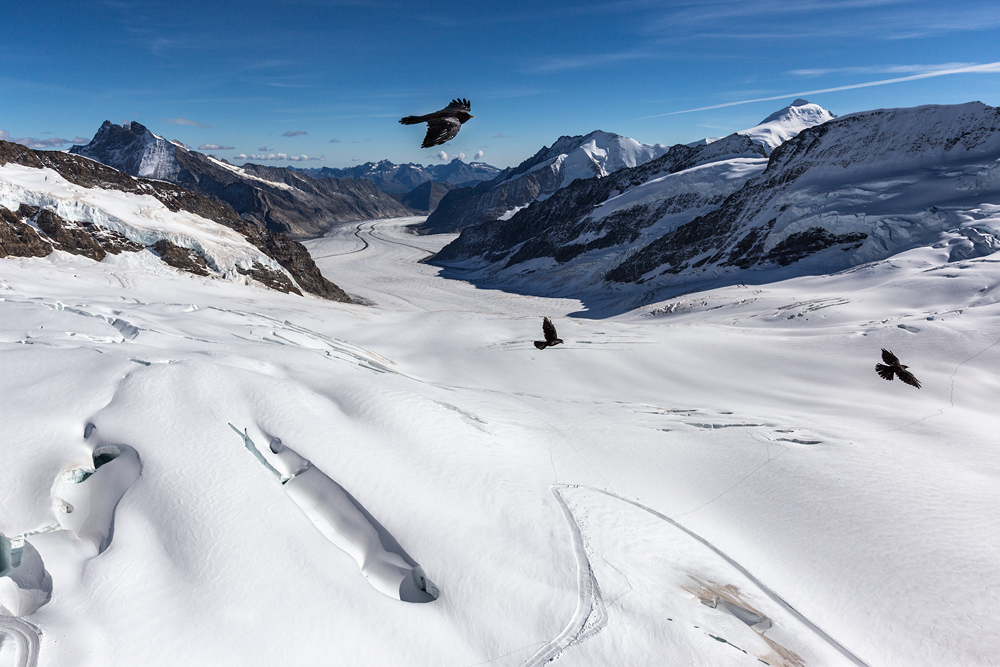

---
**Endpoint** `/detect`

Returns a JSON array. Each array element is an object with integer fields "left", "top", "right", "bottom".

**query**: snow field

[{"left": 0, "top": 217, "right": 996, "bottom": 665}]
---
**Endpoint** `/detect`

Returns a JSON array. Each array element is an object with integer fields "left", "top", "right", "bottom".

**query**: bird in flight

[
  {"left": 534, "top": 317, "right": 564, "bottom": 350},
  {"left": 400, "top": 98, "right": 474, "bottom": 148},
  {"left": 875, "top": 349, "right": 921, "bottom": 388}
]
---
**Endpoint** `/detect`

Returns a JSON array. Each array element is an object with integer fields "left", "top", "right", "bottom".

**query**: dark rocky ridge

[
  {"left": 0, "top": 139, "right": 347, "bottom": 300},
  {"left": 71, "top": 122, "right": 412, "bottom": 239},
  {"left": 395, "top": 180, "right": 456, "bottom": 213}
]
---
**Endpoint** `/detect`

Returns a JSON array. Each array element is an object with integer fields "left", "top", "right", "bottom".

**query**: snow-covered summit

[
  {"left": 738, "top": 99, "right": 835, "bottom": 155},
  {"left": 72, "top": 121, "right": 184, "bottom": 181},
  {"left": 498, "top": 129, "right": 670, "bottom": 188},
  {"left": 70, "top": 121, "right": 412, "bottom": 238}
]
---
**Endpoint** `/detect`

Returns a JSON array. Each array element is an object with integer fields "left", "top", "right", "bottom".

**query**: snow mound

[{"left": 232, "top": 426, "right": 438, "bottom": 603}]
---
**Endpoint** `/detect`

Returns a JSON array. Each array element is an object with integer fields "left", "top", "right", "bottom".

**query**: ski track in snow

[
  {"left": 539, "top": 484, "right": 871, "bottom": 667},
  {"left": 0, "top": 615, "right": 40, "bottom": 667}
]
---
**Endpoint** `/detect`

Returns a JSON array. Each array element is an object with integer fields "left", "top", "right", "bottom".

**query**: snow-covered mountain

[
  {"left": 70, "top": 122, "right": 412, "bottom": 238},
  {"left": 738, "top": 98, "right": 836, "bottom": 155},
  {"left": 421, "top": 130, "right": 671, "bottom": 234},
  {"left": 0, "top": 139, "right": 351, "bottom": 301},
  {"left": 430, "top": 102, "right": 1000, "bottom": 311},
  {"left": 423, "top": 103, "right": 834, "bottom": 236},
  {"left": 297, "top": 159, "right": 501, "bottom": 194}
]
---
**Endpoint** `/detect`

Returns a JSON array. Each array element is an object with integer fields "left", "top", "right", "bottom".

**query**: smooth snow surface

[{"left": 1, "top": 216, "right": 999, "bottom": 666}]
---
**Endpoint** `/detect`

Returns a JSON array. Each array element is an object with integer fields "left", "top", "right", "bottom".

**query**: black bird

[
  {"left": 534, "top": 318, "right": 564, "bottom": 350},
  {"left": 875, "top": 348, "right": 921, "bottom": 388},
  {"left": 399, "top": 99, "right": 474, "bottom": 148}
]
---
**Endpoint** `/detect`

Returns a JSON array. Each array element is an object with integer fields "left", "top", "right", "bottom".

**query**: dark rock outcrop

[
  {"left": 397, "top": 181, "right": 456, "bottom": 213},
  {"left": 151, "top": 239, "right": 211, "bottom": 276}
]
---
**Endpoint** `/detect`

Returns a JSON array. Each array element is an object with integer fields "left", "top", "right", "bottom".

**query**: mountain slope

[
  {"left": 430, "top": 102, "right": 1000, "bottom": 310},
  {"left": 70, "top": 122, "right": 412, "bottom": 238},
  {"left": 0, "top": 139, "right": 351, "bottom": 301},
  {"left": 421, "top": 130, "right": 671, "bottom": 234}
]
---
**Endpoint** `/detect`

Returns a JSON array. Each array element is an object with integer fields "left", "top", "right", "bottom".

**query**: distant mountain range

[
  {"left": 294, "top": 159, "right": 500, "bottom": 194},
  {"left": 422, "top": 130, "right": 671, "bottom": 234},
  {"left": 70, "top": 122, "right": 413, "bottom": 238},
  {"left": 429, "top": 100, "right": 1000, "bottom": 307},
  {"left": 0, "top": 139, "right": 351, "bottom": 301}
]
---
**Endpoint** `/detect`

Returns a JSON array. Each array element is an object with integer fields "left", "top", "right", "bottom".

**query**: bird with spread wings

[
  {"left": 875, "top": 348, "right": 921, "bottom": 388},
  {"left": 534, "top": 317, "right": 564, "bottom": 350},
  {"left": 399, "top": 99, "right": 474, "bottom": 148}
]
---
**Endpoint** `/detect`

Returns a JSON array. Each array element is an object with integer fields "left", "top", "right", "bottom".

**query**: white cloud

[
  {"left": 474, "top": 150, "right": 484, "bottom": 160},
  {"left": 433, "top": 151, "right": 466, "bottom": 161},
  {"left": 165, "top": 118, "right": 211, "bottom": 128},
  {"left": 198, "top": 144, "right": 234, "bottom": 150},
  {"left": 234, "top": 153, "right": 325, "bottom": 162},
  {"left": 638, "top": 61, "right": 1000, "bottom": 118}
]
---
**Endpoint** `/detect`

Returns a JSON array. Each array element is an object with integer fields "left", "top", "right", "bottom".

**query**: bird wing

[
  {"left": 875, "top": 363, "right": 896, "bottom": 381},
  {"left": 543, "top": 317, "right": 559, "bottom": 344},
  {"left": 445, "top": 98, "right": 471, "bottom": 113},
  {"left": 881, "top": 348, "right": 900, "bottom": 365},
  {"left": 897, "top": 369, "right": 922, "bottom": 389},
  {"left": 421, "top": 117, "right": 462, "bottom": 148}
]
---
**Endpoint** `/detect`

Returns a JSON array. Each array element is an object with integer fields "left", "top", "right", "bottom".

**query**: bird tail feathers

[{"left": 399, "top": 116, "right": 425, "bottom": 125}]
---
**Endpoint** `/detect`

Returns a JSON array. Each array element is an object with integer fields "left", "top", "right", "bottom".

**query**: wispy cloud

[
  {"left": 329, "top": 138, "right": 341, "bottom": 143},
  {"left": 527, "top": 49, "right": 656, "bottom": 73},
  {"left": 787, "top": 62, "right": 977, "bottom": 77},
  {"left": 0, "top": 130, "right": 89, "bottom": 149},
  {"left": 282, "top": 130, "right": 308, "bottom": 137},
  {"left": 165, "top": 117, "right": 211, "bottom": 128},
  {"left": 637, "top": 61, "right": 1000, "bottom": 118},
  {"left": 235, "top": 152, "right": 324, "bottom": 162},
  {"left": 198, "top": 143, "right": 234, "bottom": 150},
  {"left": 258, "top": 146, "right": 271, "bottom": 151}
]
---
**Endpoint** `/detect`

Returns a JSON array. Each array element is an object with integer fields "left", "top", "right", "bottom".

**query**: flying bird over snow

[
  {"left": 534, "top": 317, "right": 564, "bottom": 350},
  {"left": 399, "top": 98, "right": 474, "bottom": 148},
  {"left": 875, "top": 348, "right": 921, "bottom": 388}
]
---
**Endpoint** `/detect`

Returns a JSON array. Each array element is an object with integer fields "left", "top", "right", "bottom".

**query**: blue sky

[{"left": 2, "top": 0, "right": 999, "bottom": 169}]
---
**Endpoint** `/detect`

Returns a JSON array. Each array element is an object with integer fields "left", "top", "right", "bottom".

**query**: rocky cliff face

[
  {"left": 0, "top": 140, "right": 350, "bottom": 301},
  {"left": 421, "top": 130, "right": 671, "bottom": 235},
  {"left": 430, "top": 102, "right": 1000, "bottom": 302},
  {"left": 71, "top": 122, "right": 411, "bottom": 239}
]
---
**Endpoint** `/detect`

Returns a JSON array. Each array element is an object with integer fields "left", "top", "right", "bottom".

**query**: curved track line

[
  {"left": 0, "top": 615, "right": 40, "bottom": 667},
  {"left": 311, "top": 222, "right": 371, "bottom": 259},
  {"left": 521, "top": 486, "right": 607, "bottom": 666},
  {"left": 550, "top": 483, "right": 870, "bottom": 667}
]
